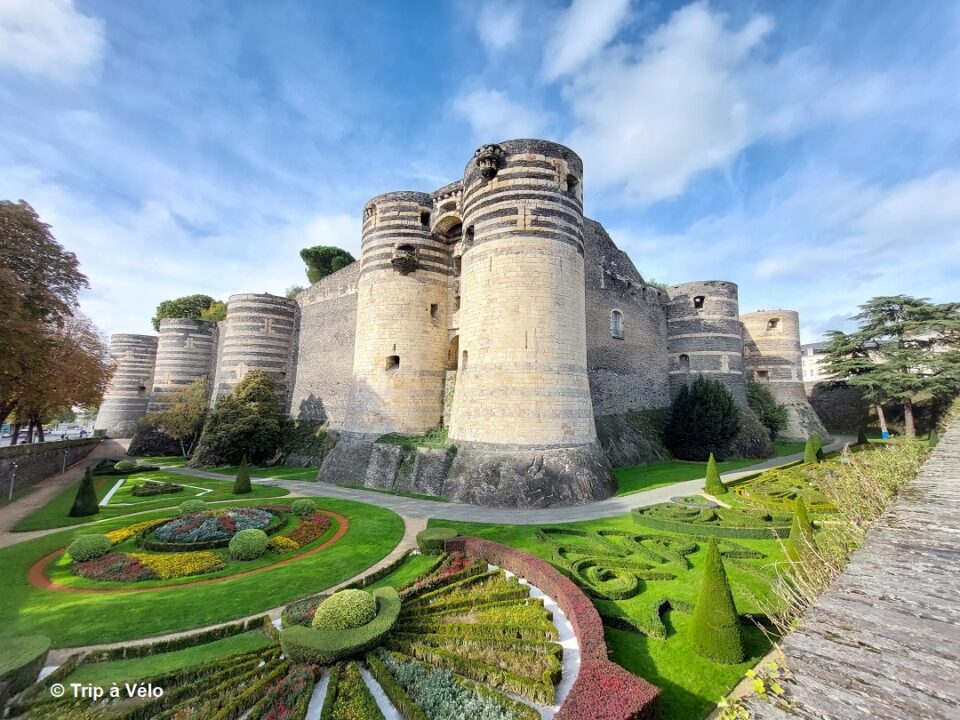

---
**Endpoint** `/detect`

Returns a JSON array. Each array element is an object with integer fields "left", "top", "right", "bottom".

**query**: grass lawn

[
  {"left": 342, "top": 484, "right": 451, "bottom": 503},
  {"left": 199, "top": 464, "right": 320, "bottom": 482},
  {"left": 426, "top": 514, "right": 783, "bottom": 720},
  {"left": 11, "top": 470, "right": 289, "bottom": 533},
  {"left": 0, "top": 497, "right": 403, "bottom": 648},
  {"left": 366, "top": 553, "right": 440, "bottom": 590},
  {"left": 613, "top": 442, "right": 808, "bottom": 497},
  {"left": 142, "top": 456, "right": 190, "bottom": 467},
  {"left": 63, "top": 629, "right": 272, "bottom": 685}
]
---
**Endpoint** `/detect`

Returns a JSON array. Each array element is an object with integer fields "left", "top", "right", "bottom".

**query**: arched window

[
  {"left": 679, "top": 354, "right": 690, "bottom": 373},
  {"left": 610, "top": 309, "right": 624, "bottom": 339}
]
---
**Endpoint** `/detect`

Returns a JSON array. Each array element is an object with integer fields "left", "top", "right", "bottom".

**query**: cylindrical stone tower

[
  {"left": 665, "top": 281, "right": 748, "bottom": 407},
  {"left": 94, "top": 334, "right": 159, "bottom": 437},
  {"left": 444, "top": 139, "right": 612, "bottom": 506},
  {"left": 741, "top": 310, "right": 828, "bottom": 440},
  {"left": 341, "top": 191, "right": 452, "bottom": 435},
  {"left": 147, "top": 318, "right": 218, "bottom": 411},
  {"left": 213, "top": 293, "right": 297, "bottom": 402}
]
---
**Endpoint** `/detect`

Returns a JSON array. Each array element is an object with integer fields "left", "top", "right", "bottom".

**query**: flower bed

[
  {"left": 131, "top": 481, "right": 184, "bottom": 497},
  {"left": 154, "top": 507, "right": 273, "bottom": 544},
  {"left": 74, "top": 552, "right": 159, "bottom": 582},
  {"left": 129, "top": 551, "right": 226, "bottom": 579},
  {"left": 106, "top": 519, "right": 167, "bottom": 545},
  {"left": 246, "top": 664, "right": 317, "bottom": 720},
  {"left": 282, "top": 512, "right": 330, "bottom": 547}
]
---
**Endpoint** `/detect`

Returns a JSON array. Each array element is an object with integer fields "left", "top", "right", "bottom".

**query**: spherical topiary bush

[
  {"left": 416, "top": 527, "right": 458, "bottom": 554},
  {"left": 292, "top": 499, "right": 317, "bottom": 517},
  {"left": 229, "top": 529, "right": 269, "bottom": 560},
  {"left": 179, "top": 499, "right": 207, "bottom": 515},
  {"left": 114, "top": 460, "right": 138, "bottom": 472},
  {"left": 311, "top": 589, "right": 377, "bottom": 631},
  {"left": 68, "top": 534, "right": 113, "bottom": 562}
]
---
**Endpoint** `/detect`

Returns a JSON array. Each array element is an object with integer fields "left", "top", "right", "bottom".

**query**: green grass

[
  {"left": 198, "top": 464, "right": 319, "bottom": 482},
  {"left": 11, "top": 470, "right": 289, "bottom": 533},
  {"left": 342, "top": 484, "right": 451, "bottom": 503},
  {"left": 613, "top": 443, "right": 807, "bottom": 497},
  {"left": 0, "top": 497, "right": 404, "bottom": 648},
  {"left": 375, "top": 427, "right": 451, "bottom": 450},
  {"left": 63, "top": 630, "right": 272, "bottom": 686},
  {"left": 366, "top": 554, "right": 440, "bottom": 590},
  {"left": 141, "top": 456, "right": 190, "bottom": 467}
]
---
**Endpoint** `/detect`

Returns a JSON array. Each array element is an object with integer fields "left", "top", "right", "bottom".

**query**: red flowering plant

[
  {"left": 258, "top": 665, "right": 317, "bottom": 720},
  {"left": 283, "top": 513, "right": 330, "bottom": 547},
  {"left": 74, "top": 552, "right": 159, "bottom": 582}
]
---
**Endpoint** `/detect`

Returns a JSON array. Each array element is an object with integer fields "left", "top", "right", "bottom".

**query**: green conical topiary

[
  {"left": 688, "top": 538, "right": 745, "bottom": 664},
  {"left": 785, "top": 497, "right": 816, "bottom": 562},
  {"left": 811, "top": 433, "right": 824, "bottom": 460},
  {"left": 233, "top": 454, "right": 252, "bottom": 495},
  {"left": 803, "top": 436, "right": 820, "bottom": 464},
  {"left": 68, "top": 467, "right": 100, "bottom": 517},
  {"left": 704, "top": 453, "right": 727, "bottom": 495},
  {"left": 857, "top": 428, "right": 868, "bottom": 446},
  {"left": 928, "top": 429, "right": 939, "bottom": 448}
]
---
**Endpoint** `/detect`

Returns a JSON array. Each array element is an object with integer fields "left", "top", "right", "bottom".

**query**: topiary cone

[
  {"left": 857, "top": 428, "right": 868, "bottom": 446},
  {"left": 929, "top": 429, "right": 939, "bottom": 448},
  {"left": 688, "top": 537, "right": 745, "bottom": 664},
  {"left": 704, "top": 452, "right": 727, "bottom": 495},
  {"left": 803, "top": 436, "right": 820, "bottom": 464},
  {"left": 233, "top": 454, "right": 252, "bottom": 495},
  {"left": 68, "top": 467, "right": 100, "bottom": 517},
  {"left": 785, "top": 497, "right": 816, "bottom": 562}
]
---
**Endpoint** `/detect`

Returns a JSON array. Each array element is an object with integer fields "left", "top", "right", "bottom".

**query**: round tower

[
  {"left": 213, "top": 293, "right": 297, "bottom": 402},
  {"left": 445, "top": 139, "right": 612, "bottom": 506},
  {"left": 147, "top": 318, "right": 218, "bottom": 411},
  {"left": 342, "top": 190, "right": 452, "bottom": 434},
  {"left": 740, "top": 310, "right": 828, "bottom": 440},
  {"left": 665, "top": 281, "right": 748, "bottom": 406},
  {"left": 94, "top": 334, "right": 159, "bottom": 437}
]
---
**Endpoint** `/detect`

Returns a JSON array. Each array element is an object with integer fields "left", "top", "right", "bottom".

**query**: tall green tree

[
  {"left": 151, "top": 294, "right": 218, "bottom": 331},
  {"left": 746, "top": 380, "right": 788, "bottom": 440},
  {"left": 822, "top": 296, "right": 960, "bottom": 436},
  {"left": 665, "top": 376, "right": 741, "bottom": 461},
  {"left": 299, "top": 246, "right": 354, "bottom": 284},
  {"left": 153, "top": 378, "right": 210, "bottom": 457}
]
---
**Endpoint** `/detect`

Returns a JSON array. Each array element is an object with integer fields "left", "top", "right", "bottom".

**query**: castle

[{"left": 95, "top": 139, "right": 827, "bottom": 507}]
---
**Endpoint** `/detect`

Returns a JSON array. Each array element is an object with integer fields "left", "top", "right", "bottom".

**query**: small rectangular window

[
  {"left": 757, "top": 370, "right": 769, "bottom": 381},
  {"left": 420, "top": 210, "right": 430, "bottom": 227},
  {"left": 386, "top": 355, "right": 400, "bottom": 371},
  {"left": 693, "top": 296, "right": 705, "bottom": 309},
  {"left": 430, "top": 303, "right": 439, "bottom": 319},
  {"left": 453, "top": 295, "right": 461, "bottom": 312}
]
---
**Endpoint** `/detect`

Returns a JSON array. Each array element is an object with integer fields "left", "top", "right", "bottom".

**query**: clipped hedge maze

[
  {"left": 730, "top": 463, "right": 835, "bottom": 513},
  {"left": 631, "top": 502, "right": 792, "bottom": 539}
]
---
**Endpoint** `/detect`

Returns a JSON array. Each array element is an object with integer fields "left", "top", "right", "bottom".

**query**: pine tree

[
  {"left": 786, "top": 498, "right": 816, "bottom": 562},
  {"left": 233, "top": 454, "right": 252, "bottom": 495},
  {"left": 803, "top": 436, "right": 819, "bottom": 464},
  {"left": 928, "top": 428, "right": 939, "bottom": 448},
  {"left": 665, "top": 375, "right": 742, "bottom": 461},
  {"left": 689, "top": 538, "right": 744, "bottom": 664},
  {"left": 704, "top": 453, "right": 727, "bottom": 495},
  {"left": 68, "top": 466, "right": 100, "bottom": 517}
]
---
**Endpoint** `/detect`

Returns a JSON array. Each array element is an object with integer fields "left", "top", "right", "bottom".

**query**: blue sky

[{"left": 1, "top": 0, "right": 958, "bottom": 342}]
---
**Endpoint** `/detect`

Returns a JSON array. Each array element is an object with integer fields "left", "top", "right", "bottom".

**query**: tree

[
  {"left": 198, "top": 301, "right": 227, "bottom": 323},
  {"left": 746, "top": 380, "right": 788, "bottom": 440},
  {"left": 191, "top": 371, "right": 283, "bottom": 466},
  {"left": 665, "top": 376, "right": 741, "bottom": 461},
  {"left": 704, "top": 452, "right": 727, "bottom": 495},
  {"left": 299, "top": 246, "right": 354, "bottom": 284},
  {"left": 151, "top": 294, "right": 218, "bottom": 332},
  {"left": 152, "top": 378, "right": 210, "bottom": 457},
  {"left": 786, "top": 498, "right": 816, "bottom": 562},
  {"left": 803, "top": 436, "right": 820, "bottom": 464},
  {"left": 68, "top": 467, "right": 100, "bottom": 517},
  {"left": 822, "top": 296, "right": 960, "bottom": 437},
  {"left": 233, "top": 455, "right": 252, "bottom": 494},
  {"left": 285, "top": 285, "right": 305, "bottom": 300},
  {"left": 688, "top": 538, "right": 744, "bottom": 664}
]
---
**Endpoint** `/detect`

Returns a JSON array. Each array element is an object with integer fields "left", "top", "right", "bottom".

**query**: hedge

[
  {"left": 312, "top": 589, "right": 377, "bottom": 630},
  {"left": 365, "top": 652, "right": 428, "bottom": 720},
  {"left": 416, "top": 527, "right": 458, "bottom": 554},
  {"left": 229, "top": 529, "right": 268, "bottom": 560},
  {"left": 67, "top": 533, "right": 112, "bottom": 562},
  {"left": 291, "top": 498, "right": 317, "bottom": 517},
  {"left": 631, "top": 510, "right": 791, "bottom": 539},
  {"left": 688, "top": 538, "right": 744, "bottom": 664},
  {"left": 318, "top": 663, "right": 340, "bottom": 719},
  {"left": 0, "top": 636, "right": 50, "bottom": 703},
  {"left": 179, "top": 499, "right": 207, "bottom": 515},
  {"left": 280, "top": 587, "right": 401, "bottom": 663},
  {"left": 114, "top": 460, "right": 138, "bottom": 472}
]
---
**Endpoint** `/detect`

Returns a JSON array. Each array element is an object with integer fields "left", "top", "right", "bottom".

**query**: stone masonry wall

[
  {"left": 288, "top": 262, "right": 360, "bottom": 426},
  {"left": 0, "top": 438, "right": 99, "bottom": 497},
  {"left": 94, "top": 333, "right": 159, "bottom": 437},
  {"left": 148, "top": 318, "right": 218, "bottom": 412}
]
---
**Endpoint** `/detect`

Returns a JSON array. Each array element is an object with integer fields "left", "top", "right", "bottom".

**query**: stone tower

[
  {"left": 147, "top": 318, "right": 218, "bottom": 412},
  {"left": 94, "top": 334, "right": 159, "bottom": 437},
  {"left": 666, "top": 281, "right": 748, "bottom": 406},
  {"left": 341, "top": 191, "right": 452, "bottom": 435},
  {"left": 212, "top": 293, "right": 297, "bottom": 403},
  {"left": 443, "top": 139, "right": 612, "bottom": 506},
  {"left": 740, "top": 310, "right": 828, "bottom": 441}
]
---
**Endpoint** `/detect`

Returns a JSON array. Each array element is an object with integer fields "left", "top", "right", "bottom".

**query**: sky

[{"left": 1, "top": 0, "right": 958, "bottom": 343}]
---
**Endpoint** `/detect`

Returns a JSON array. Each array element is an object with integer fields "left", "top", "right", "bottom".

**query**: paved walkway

[
  {"left": 162, "top": 438, "right": 851, "bottom": 525},
  {"left": 746, "top": 422, "right": 960, "bottom": 720}
]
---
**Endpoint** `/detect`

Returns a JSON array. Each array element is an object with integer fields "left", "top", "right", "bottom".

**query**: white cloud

[
  {"left": 452, "top": 87, "right": 550, "bottom": 142},
  {"left": 0, "top": 0, "right": 105, "bottom": 82},
  {"left": 542, "top": 0, "right": 631, "bottom": 81},
  {"left": 475, "top": 0, "right": 522, "bottom": 53},
  {"left": 857, "top": 171, "right": 960, "bottom": 242}
]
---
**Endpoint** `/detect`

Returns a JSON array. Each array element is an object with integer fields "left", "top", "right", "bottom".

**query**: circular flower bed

[{"left": 154, "top": 507, "right": 273, "bottom": 545}]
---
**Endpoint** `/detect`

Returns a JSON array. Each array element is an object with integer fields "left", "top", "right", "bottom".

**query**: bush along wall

[{"left": 665, "top": 375, "right": 742, "bottom": 461}]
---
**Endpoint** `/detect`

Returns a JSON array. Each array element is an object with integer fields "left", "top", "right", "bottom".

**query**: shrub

[
  {"left": 68, "top": 467, "right": 100, "bottom": 517},
  {"left": 730, "top": 407, "right": 776, "bottom": 459},
  {"left": 268, "top": 535, "right": 300, "bottom": 553},
  {"left": 292, "top": 498, "right": 317, "bottom": 517},
  {"left": 785, "top": 498, "right": 816, "bottom": 563},
  {"left": 281, "top": 587, "right": 401, "bottom": 664},
  {"left": 704, "top": 453, "right": 727, "bottom": 495},
  {"left": 811, "top": 433, "right": 824, "bottom": 460},
  {"left": 68, "top": 533, "right": 112, "bottom": 562},
  {"left": 0, "top": 636, "right": 51, "bottom": 698},
  {"left": 688, "top": 538, "right": 744, "bottom": 664},
  {"left": 179, "top": 499, "right": 207, "bottom": 515},
  {"left": 417, "top": 527, "right": 458, "bottom": 554},
  {"left": 312, "top": 589, "right": 377, "bottom": 630},
  {"left": 114, "top": 459, "right": 139, "bottom": 472},
  {"left": 665, "top": 375, "right": 741, "bottom": 461},
  {"left": 233, "top": 454, "right": 252, "bottom": 495},
  {"left": 229, "top": 528, "right": 269, "bottom": 560},
  {"left": 929, "top": 428, "right": 939, "bottom": 448},
  {"left": 857, "top": 428, "right": 869, "bottom": 446},
  {"left": 319, "top": 661, "right": 381, "bottom": 720},
  {"left": 804, "top": 436, "right": 820, "bottom": 464},
  {"left": 747, "top": 380, "right": 789, "bottom": 440}
]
